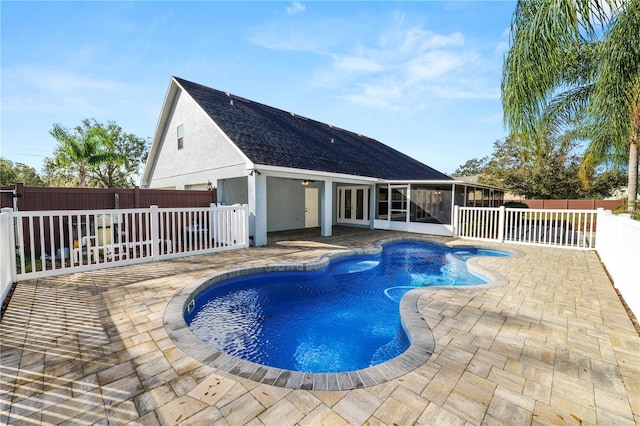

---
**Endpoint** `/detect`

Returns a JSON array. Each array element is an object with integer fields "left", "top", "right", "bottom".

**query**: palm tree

[
  {"left": 502, "top": 0, "right": 639, "bottom": 211},
  {"left": 50, "top": 121, "right": 117, "bottom": 188}
]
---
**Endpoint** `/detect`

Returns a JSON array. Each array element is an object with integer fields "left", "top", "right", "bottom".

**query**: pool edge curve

[{"left": 163, "top": 237, "right": 522, "bottom": 390}]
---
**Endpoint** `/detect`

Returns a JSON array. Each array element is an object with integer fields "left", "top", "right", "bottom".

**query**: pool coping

[{"left": 163, "top": 237, "right": 524, "bottom": 391}]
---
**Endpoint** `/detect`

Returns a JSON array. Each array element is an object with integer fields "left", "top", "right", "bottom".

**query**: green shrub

[{"left": 613, "top": 203, "right": 640, "bottom": 220}]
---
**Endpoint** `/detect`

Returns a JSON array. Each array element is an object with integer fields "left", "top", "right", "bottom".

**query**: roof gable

[{"left": 174, "top": 77, "right": 452, "bottom": 181}]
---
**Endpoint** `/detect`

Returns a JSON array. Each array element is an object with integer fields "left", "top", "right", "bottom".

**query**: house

[{"left": 142, "top": 77, "right": 504, "bottom": 246}]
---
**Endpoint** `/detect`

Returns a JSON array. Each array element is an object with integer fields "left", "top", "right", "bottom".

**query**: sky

[{"left": 1, "top": 1, "right": 516, "bottom": 178}]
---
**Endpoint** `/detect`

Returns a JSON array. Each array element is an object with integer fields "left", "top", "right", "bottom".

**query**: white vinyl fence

[
  {"left": 455, "top": 206, "right": 639, "bottom": 319},
  {"left": 0, "top": 209, "right": 14, "bottom": 307},
  {"left": 454, "top": 206, "right": 597, "bottom": 249},
  {"left": 595, "top": 210, "right": 640, "bottom": 318},
  {"left": 1, "top": 204, "right": 249, "bottom": 287}
]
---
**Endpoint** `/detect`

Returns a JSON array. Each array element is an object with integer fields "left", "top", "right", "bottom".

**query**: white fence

[
  {"left": 595, "top": 210, "right": 640, "bottom": 318},
  {"left": 0, "top": 209, "right": 14, "bottom": 307},
  {"left": 454, "top": 206, "right": 639, "bottom": 320},
  {"left": 1, "top": 204, "right": 249, "bottom": 290},
  {"left": 454, "top": 206, "right": 597, "bottom": 249}
]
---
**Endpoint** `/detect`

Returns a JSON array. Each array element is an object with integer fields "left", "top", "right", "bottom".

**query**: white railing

[
  {"left": 595, "top": 209, "right": 640, "bottom": 319},
  {"left": 3, "top": 204, "right": 249, "bottom": 284},
  {"left": 454, "top": 206, "right": 597, "bottom": 249},
  {"left": 1, "top": 208, "right": 15, "bottom": 308}
]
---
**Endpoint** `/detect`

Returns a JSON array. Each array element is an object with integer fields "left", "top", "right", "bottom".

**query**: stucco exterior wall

[
  {"left": 147, "top": 89, "right": 248, "bottom": 189},
  {"left": 267, "top": 177, "right": 306, "bottom": 232}
]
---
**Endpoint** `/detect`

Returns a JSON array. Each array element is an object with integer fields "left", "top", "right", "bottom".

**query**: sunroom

[{"left": 372, "top": 180, "right": 505, "bottom": 236}]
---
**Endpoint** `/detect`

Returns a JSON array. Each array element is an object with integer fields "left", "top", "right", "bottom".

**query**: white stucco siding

[
  {"left": 267, "top": 177, "right": 306, "bottom": 232},
  {"left": 147, "top": 88, "right": 249, "bottom": 189}
]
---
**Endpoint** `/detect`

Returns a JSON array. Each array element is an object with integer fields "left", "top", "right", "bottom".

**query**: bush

[{"left": 613, "top": 203, "right": 640, "bottom": 221}]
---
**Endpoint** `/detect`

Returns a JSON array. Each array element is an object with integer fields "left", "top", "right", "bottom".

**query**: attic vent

[
  {"left": 331, "top": 138, "right": 335, "bottom": 143},
  {"left": 230, "top": 99, "right": 234, "bottom": 106}
]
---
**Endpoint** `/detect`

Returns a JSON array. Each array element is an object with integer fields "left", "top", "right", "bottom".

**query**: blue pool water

[{"left": 186, "top": 241, "right": 509, "bottom": 373}]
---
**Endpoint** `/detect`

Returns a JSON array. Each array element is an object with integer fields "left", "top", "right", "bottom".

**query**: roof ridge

[
  {"left": 174, "top": 76, "right": 375, "bottom": 142},
  {"left": 172, "top": 76, "right": 452, "bottom": 181}
]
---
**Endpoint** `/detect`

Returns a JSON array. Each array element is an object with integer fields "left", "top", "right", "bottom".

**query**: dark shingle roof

[{"left": 175, "top": 77, "right": 452, "bottom": 181}]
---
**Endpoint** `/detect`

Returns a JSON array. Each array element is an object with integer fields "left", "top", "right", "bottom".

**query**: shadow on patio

[{"left": 1, "top": 227, "right": 638, "bottom": 425}]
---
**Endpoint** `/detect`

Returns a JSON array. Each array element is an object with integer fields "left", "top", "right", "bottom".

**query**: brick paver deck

[{"left": 1, "top": 228, "right": 639, "bottom": 425}]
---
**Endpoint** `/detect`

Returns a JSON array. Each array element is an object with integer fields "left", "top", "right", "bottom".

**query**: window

[
  {"left": 376, "top": 185, "right": 389, "bottom": 219},
  {"left": 409, "top": 185, "right": 452, "bottom": 224},
  {"left": 177, "top": 124, "right": 184, "bottom": 150}
]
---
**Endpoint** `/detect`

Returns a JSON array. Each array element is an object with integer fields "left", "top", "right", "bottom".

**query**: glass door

[
  {"left": 338, "top": 186, "right": 369, "bottom": 225},
  {"left": 390, "top": 185, "right": 409, "bottom": 222}
]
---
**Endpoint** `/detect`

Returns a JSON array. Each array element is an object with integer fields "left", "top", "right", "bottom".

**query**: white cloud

[
  {"left": 245, "top": 23, "right": 333, "bottom": 53},
  {"left": 405, "top": 50, "right": 471, "bottom": 82},
  {"left": 319, "top": 26, "right": 494, "bottom": 109},
  {"left": 248, "top": 13, "right": 500, "bottom": 111},
  {"left": 333, "top": 55, "right": 383, "bottom": 73},
  {"left": 286, "top": 1, "right": 306, "bottom": 16}
]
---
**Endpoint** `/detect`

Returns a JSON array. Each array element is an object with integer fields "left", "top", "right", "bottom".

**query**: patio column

[
  {"left": 321, "top": 179, "right": 333, "bottom": 237},
  {"left": 248, "top": 172, "right": 267, "bottom": 246}
]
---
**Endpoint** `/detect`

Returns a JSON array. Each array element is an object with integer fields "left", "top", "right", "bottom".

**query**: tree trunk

[
  {"left": 628, "top": 138, "right": 638, "bottom": 212},
  {"left": 78, "top": 165, "right": 86, "bottom": 188}
]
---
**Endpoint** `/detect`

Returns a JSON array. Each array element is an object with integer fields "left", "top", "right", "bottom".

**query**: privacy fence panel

[
  {"left": 595, "top": 210, "right": 640, "bottom": 319},
  {"left": 515, "top": 199, "right": 624, "bottom": 210},
  {"left": 1, "top": 184, "right": 217, "bottom": 211}
]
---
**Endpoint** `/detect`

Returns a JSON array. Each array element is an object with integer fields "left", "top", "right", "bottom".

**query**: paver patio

[{"left": 1, "top": 227, "right": 638, "bottom": 425}]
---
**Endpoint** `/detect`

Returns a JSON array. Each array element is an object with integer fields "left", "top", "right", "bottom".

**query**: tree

[
  {"left": 41, "top": 157, "right": 77, "bottom": 187},
  {"left": 0, "top": 157, "right": 45, "bottom": 186},
  {"left": 87, "top": 121, "right": 149, "bottom": 188},
  {"left": 502, "top": 0, "right": 640, "bottom": 211},
  {"left": 50, "top": 120, "right": 115, "bottom": 187},
  {"left": 49, "top": 119, "right": 149, "bottom": 188},
  {"left": 453, "top": 137, "right": 627, "bottom": 199},
  {"left": 452, "top": 157, "right": 489, "bottom": 177},
  {"left": 481, "top": 137, "right": 592, "bottom": 199}
]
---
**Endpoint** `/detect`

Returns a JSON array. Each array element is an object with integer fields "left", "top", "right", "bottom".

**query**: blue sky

[{"left": 1, "top": 1, "right": 516, "bottom": 177}]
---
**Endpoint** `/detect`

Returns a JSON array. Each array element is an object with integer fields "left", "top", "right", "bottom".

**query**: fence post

[
  {"left": 150, "top": 205, "right": 159, "bottom": 261},
  {"left": 2, "top": 208, "right": 17, "bottom": 283},
  {"left": 14, "top": 183, "right": 25, "bottom": 211},
  {"left": 595, "top": 208, "right": 606, "bottom": 251},
  {"left": 209, "top": 203, "right": 217, "bottom": 245},
  {"left": 243, "top": 205, "right": 250, "bottom": 247},
  {"left": 135, "top": 186, "right": 141, "bottom": 208},
  {"left": 453, "top": 205, "right": 460, "bottom": 237},
  {"left": 497, "top": 206, "right": 505, "bottom": 242}
]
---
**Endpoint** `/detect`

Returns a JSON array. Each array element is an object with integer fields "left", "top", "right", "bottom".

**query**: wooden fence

[
  {"left": 1, "top": 183, "right": 218, "bottom": 254},
  {"left": 507, "top": 199, "right": 625, "bottom": 210},
  {"left": 0, "top": 183, "right": 217, "bottom": 211}
]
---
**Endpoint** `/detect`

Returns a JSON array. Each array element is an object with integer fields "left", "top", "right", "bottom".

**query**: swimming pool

[{"left": 184, "top": 241, "right": 509, "bottom": 374}]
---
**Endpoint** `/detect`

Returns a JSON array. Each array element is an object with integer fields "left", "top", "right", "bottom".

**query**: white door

[
  {"left": 338, "top": 186, "right": 369, "bottom": 225},
  {"left": 305, "top": 187, "right": 319, "bottom": 228}
]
